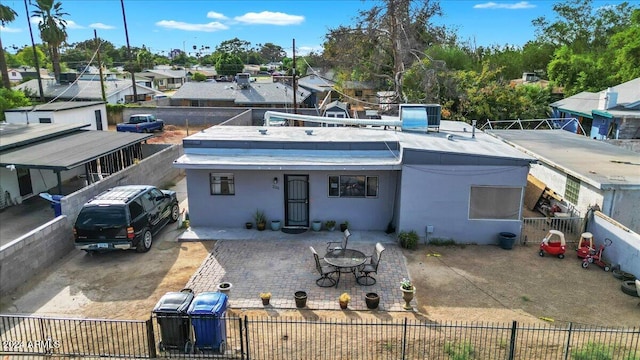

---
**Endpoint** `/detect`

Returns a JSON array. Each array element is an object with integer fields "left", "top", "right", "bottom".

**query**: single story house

[
  {"left": 14, "top": 79, "right": 161, "bottom": 104},
  {"left": 170, "top": 82, "right": 313, "bottom": 108},
  {"left": 550, "top": 77, "right": 640, "bottom": 139},
  {"left": 136, "top": 69, "right": 188, "bottom": 90},
  {"left": 0, "top": 123, "right": 151, "bottom": 207},
  {"left": 4, "top": 101, "right": 108, "bottom": 131},
  {"left": 487, "top": 129, "right": 640, "bottom": 234},
  {"left": 174, "top": 108, "right": 536, "bottom": 244},
  {"left": 297, "top": 74, "right": 336, "bottom": 108}
]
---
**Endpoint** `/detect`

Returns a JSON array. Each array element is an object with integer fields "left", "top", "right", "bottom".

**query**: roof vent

[{"left": 258, "top": 129, "right": 268, "bottom": 135}]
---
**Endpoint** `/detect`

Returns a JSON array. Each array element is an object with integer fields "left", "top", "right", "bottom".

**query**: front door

[
  {"left": 17, "top": 168, "right": 33, "bottom": 197},
  {"left": 284, "top": 175, "right": 309, "bottom": 227}
]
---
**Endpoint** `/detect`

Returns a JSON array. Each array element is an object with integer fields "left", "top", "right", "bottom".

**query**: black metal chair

[
  {"left": 326, "top": 229, "right": 351, "bottom": 252},
  {"left": 357, "top": 243, "right": 385, "bottom": 286},
  {"left": 310, "top": 246, "right": 338, "bottom": 287}
]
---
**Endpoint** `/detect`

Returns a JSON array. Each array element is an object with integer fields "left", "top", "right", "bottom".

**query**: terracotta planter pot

[
  {"left": 294, "top": 291, "right": 307, "bottom": 308},
  {"left": 339, "top": 301, "right": 349, "bottom": 309},
  {"left": 365, "top": 292, "right": 380, "bottom": 309},
  {"left": 261, "top": 298, "right": 270, "bottom": 306}
]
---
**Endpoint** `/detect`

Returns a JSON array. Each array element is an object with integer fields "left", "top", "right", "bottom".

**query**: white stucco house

[
  {"left": 174, "top": 107, "right": 537, "bottom": 244},
  {"left": 4, "top": 101, "right": 108, "bottom": 131}
]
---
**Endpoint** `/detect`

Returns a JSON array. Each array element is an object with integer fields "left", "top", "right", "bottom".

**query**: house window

[
  {"left": 469, "top": 186, "right": 521, "bottom": 220},
  {"left": 190, "top": 100, "right": 199, "bottom": 107},
  {"left": 355, "top": 90, "right": 363, "bottom": 97},
  {"left": 565, "top": 175, "right": 580, "bottom": 205},
  {"left": 210, "top": 173, "right": 235, "bottom": 195},
  {"left": 328, "top": 175, "right": 378, "bottom": 198},
  {"left": 39, "top": 118, "right": 52, "bottom": 123}
]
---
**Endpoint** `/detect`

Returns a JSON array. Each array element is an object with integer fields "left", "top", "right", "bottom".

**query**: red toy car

[{"left": 539, "top": 230, "right": 566, "bottom": 259}]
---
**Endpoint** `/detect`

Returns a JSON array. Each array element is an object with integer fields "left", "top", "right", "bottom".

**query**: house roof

[
  {"left": 5, "top": 101, "right": 106, "bottom": 113},
  {"left": 0, "top": 125, "right": 151, "bottom": 171},
  {"left": 486, "top": 129, "right": 640, "bottom": 190},
  {"left": 174, "top": 120, "right": 535, "bottom": 171},
  {"left": 297, "top": 74, "right": 335, "bottom": 92},
  {"left": 0, "top": 123, "right": 89, "bottom": 151},
  {"left": 550, "top": 77, "right": 640, "bottom": 118},
  {"left": 138, "top": 69, "right": 187, "bottom": 79},
  {"left": 14, "top": 79, "right": 159, "bottom": 100},
  {"left": 171, "top": 82, "right": 311, "bottom": 105}
]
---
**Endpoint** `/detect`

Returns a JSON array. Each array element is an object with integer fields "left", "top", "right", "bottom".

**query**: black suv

[{"left": 73, "top": 185, "right": 179, "bottom": 253}]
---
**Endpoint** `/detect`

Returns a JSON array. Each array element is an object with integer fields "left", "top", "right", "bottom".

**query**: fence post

[
  {"left": 146, "top": 318, "right": 157, "bottom": 358},
  {"left": 563, "top": 322, "right": 573, "bottom": 360},
  {"left": 244, "top": 315, "right": 250, "bottom": 360},
  {"left": 238, "top": 317, "right": 245, "bottom": 360},
  {"left": 401, "top": 317, "right": 408, "bottom": 360},
  {"left": 508, "top": 320, "right": 517, "bottom": 360}
]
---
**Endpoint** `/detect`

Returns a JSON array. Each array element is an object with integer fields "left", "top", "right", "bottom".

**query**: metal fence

[
  {"left": 2, "top": 314, "right": 638, "bottom": 359},
  {"left": 521, "top": 216, "right": 584, "bottom": 246}
]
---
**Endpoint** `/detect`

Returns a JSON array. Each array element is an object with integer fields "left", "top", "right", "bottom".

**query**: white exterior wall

[
  {"left": 396, "top": 165, "right": 529, "bottom": 245},
  {"left": 186, "top": 169, "right": 398, "bottom": 231},
  {"left": 4, "top": 104, "right": 107, "bottom": 130},
  {"left": 0, "top": 167, "right": 84, "bottom": 205}
]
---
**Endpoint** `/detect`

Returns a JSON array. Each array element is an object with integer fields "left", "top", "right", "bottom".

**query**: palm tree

[
  {"left": 31, "top": 0, "right": 68, "bottom": 83},
  {"left": 0, "top": 4, "right": 18, "bottom": 89}
]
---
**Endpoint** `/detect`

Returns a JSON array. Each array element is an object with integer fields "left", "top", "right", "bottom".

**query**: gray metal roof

[
  {"left": 0, "top": 122, "right": 90, "bottom": 151},
  {"left": 14, "top": 79, "right": 159, "bottom": 100},
  {"left": 550, "top": 77, "right": 640, "bottom": 117},
  {"left": 0, "top": 129, "right": 152, "bottom": 170},
  {"left": 486, "top": 129, "right": 640, "bottom": 190},
  {"left": 5, "top": 101, "right": 106, "bottom": 112},
  {"left": 297, "top": 74, "right": 335, "bottom": 92},
  {"left": 172, "top": 82, "right": 311, "bottom": 105},
  {"left": 174, "top": 120, "right": 535, "bottom": 170}
]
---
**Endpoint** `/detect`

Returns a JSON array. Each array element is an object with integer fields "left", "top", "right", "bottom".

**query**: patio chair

[
  {"left": 356, "top": 243, "right": 385, "bottom": 286},
  {"left": 326, "top": 229, "right": 351, "bottom": 252},
  {"left": 310, "top": 246, "right": 338, "bottom": 287}
]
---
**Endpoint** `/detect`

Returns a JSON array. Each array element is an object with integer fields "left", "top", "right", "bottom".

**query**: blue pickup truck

[{"left": 116, "top": 114, "right": 164, "bottom": 133}]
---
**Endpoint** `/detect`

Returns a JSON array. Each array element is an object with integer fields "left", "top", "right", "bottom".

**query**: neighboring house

[
  {"left": 0, "top": 123, "right": 152, "bottom": 208},
  {"left": 487, "top": 129, "right": 640, "bottom": 234},
  {"left": 341, "top": 81, "right": 378, "bottom": 111},
  {"left": 174, "top": 110, "right": 536, "bottom": 245},
  {"left": 297, "top": 74, "right": 336, "bottom": 108},
  {"left": 170, "top": 82, "right": 312, "bottom": 108},
  {"left": 16, "top": 67, "right": 54, "bottom": 81},
  {"left": 136, "top": 69, "right": 188, "bottom": 90},
  {"left": 550, "top": 77, "right": 640, "bottom": 139},
  {"left": 187, "top": 68, "right": 217, "bottom": 81},
  {"left": 14, "top": 79, "right": 161, "bottom": 104},
  {"left": 321, "top": 100, "right": 350, "bottom": 120},
  {"left": 6, "top": 69, "right": 23, "bottom": 83},
  {"left": 4, "top": 101, "right": 107, "bottom": 131}
]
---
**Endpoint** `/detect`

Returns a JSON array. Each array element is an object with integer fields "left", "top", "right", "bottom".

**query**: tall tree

[
  {"left": 0, "top": 4, "right": 18, "bottom": 89},
  {"left": 259, "top": 43, "right": 286, "bottom": 63},
  {"left": 32, "top": 0, "right": 68, "bottom": 83},
  {"left": 214, "top": 53, "right": 244, "bottom": 76}
]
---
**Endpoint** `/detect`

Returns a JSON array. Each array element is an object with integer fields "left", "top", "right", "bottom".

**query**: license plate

[{"left": 97, "top": 243, "right": 108, "bottom": 249}]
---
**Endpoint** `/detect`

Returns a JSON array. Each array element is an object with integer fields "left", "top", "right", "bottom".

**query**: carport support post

[
  {"left": 56, "top": 171, "right": 62, "bottom": 195},
  {"left": 508, "top": 320, "right": 517, "bottom": 360}
]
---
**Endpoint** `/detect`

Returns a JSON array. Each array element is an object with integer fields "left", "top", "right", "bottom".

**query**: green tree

[
  {"left": 0, "top": 88, "right": 31, "bottom": 121},
  {"left": 15, "top": 46, "right": 48, "bottom": 69},
  {"left": 136, "top": 47, "right": 155, "bottom": 70},
  {"left": 32, "top": 0, "right": 69, "bottom": 83},
  {"left": 259, "top": 43, "right": 286, "bottom": 63},
  {"left": 214, "top": 53, "right": 244, "bottom": 76},
  {"left": 0, "top": 3, "right": 18, "bottom": 88},
  {"left": 191, "top": 72, "right": 206, "bottom": 82},
  {"left": 608, "top": 9, "right": 640, "bottom": 83}
]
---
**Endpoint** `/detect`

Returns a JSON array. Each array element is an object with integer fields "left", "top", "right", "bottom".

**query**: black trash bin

[
  {"left": 498, "top": 232, "right": 517, "bottom": 250},
  {"left": 187, "top": 292, "right": 228, "bottom": 354},
  {"left": 153, "top": 289, "right": 194, "bottom": 353}
]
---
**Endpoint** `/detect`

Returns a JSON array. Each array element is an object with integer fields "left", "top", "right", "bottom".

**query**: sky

[{"left": 0, "top": 0, "right": 633, "bottom": 57}]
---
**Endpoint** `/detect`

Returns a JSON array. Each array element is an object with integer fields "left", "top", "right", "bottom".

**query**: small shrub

[
  {"left": 572, "top": 342, "right": 612, "bottom": 360},
  {"left": 444, "top": 341, "right": 474, "bottom": 360},
  {"left": 398, "top": 230, "right": 419, "bottom": 249},
  {"left": 428, "top": 237, "right": 456, "bottom": 246}
]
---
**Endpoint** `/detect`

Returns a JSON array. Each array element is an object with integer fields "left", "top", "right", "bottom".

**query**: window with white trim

[
  {"left": 469, "top": 186, "right": 521, "bottom": 220},
  {"left": 565, "top": 175, "right": 580, "bottom": 205},
  {"left": 328, "top": 175, "right": 378, "bottom": 198},
  {"left": 210, "top": 173, "right": 235, "bottom": 195}
]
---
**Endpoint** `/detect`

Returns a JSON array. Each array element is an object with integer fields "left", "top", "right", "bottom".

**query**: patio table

[{"left": 324, "top": 248, "right": 367, "bottom": 287}]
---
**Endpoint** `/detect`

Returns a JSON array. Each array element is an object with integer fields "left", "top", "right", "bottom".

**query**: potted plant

[
  {"left": 260, "top": 292, "right": 272, "bottom": 305},
  {"left": 365, "top": 292, "right": 380, "bottom": 309},
  {"left": 325, "top": 220, "right": 336, "bottom": 232},
  {"left": 245, "top": 222, "right": 253, "bottom": 229},
  {"left": 340, "top": 220, "right": 349, "bottom": 232},
  {"left": 254, "top": 209, "right": 267, "bottom": 231},
  {"left": 338, "top": 292, "right": 351, "bottom": 309},
  {"left": 400, "top": 278, "right": 415, "bottom": 310},
  {"left": 270, "top": 220, "right": 281, "bottom": 231},
  {"left": 311, "top": 220, "right": 322, "bottom": 232}
]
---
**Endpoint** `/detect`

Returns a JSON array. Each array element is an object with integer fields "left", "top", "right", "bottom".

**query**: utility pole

[
  {"left": 292, "top": 38, "right": 297, "bottom": 116},
  {"left": 24, "top": 0, "right": 44, "bottom": 101},
  {"left": 120, "top": 0, "right": 138, "bottom": 102},
  {"left": 94, "top": 30, "right": 106, "bottom": 102}
]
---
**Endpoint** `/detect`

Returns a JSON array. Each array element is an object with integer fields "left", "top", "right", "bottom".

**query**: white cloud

[
  {"left": 65, "top": 20, "right": 84, "bottom": 29},
  {"left": 206, "top": 11, "right": 227, "bottom": 20},
  {"left": 474, "top": 1, "right": 535, "bottom": 9},
  {"left": 90, "top": 23, "right": 116, "bottom": 30},
  {"left": 0, "top": 25, "right": 21, "bottom": 33},
  {"left": 234, "top": 11, "right": 304, "bottom": 26},
  {"left": 155, "top": 20, "right": 229, "bottom": 32}
]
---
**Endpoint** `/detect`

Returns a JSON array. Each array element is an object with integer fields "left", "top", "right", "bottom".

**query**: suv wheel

[
  {"left": 136, "top": 229, "right": 153, "bottom": 253},
  {"left": 170, "top": 204, "right": 180, "bottom": 223}
]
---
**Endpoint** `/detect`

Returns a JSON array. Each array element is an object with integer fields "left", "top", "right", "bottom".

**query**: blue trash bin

[
  {"left": 187, "top": 292, "right": 228, "bottom": 354},
  {"left": 51, "top": 195, "right": 63, "bottom": 217},
  {"left": 153, "top": 289, "right": 194, "bottom": 353}
]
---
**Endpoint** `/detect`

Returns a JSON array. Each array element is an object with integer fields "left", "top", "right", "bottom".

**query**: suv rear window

[{"left": 76, "top": 206, "right": 127, "bottom": 228}]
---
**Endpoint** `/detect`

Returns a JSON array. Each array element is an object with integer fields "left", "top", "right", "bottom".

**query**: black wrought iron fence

[{"left": 2, "top": 314, "right": 638, "bottom": 359}]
